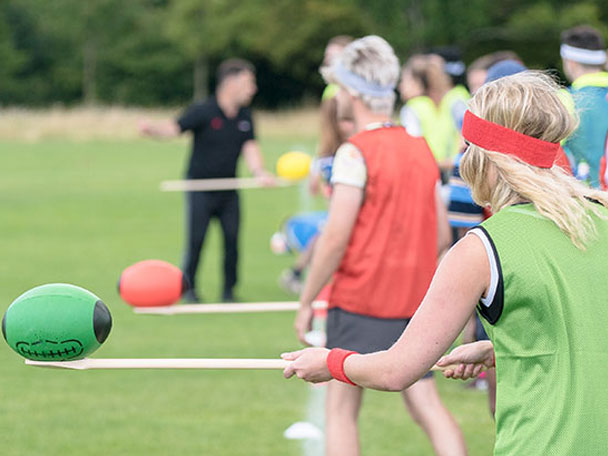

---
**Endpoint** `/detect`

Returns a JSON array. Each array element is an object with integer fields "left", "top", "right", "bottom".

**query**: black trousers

[{"left": 182, "top": 191, "right": 240, "bottom": 294}]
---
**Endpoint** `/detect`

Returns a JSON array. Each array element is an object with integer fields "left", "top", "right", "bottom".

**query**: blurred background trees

[{"left": 0, "top": 0, "right": 606, "bottom": 107}]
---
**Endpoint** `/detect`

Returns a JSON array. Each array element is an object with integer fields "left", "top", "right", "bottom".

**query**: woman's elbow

[{"left": 378, "top": 370, "right": 411, "bottom": 392}]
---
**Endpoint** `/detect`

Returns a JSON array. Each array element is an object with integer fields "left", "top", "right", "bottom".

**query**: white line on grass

[
  {"left": 301, "top": 382, "right": 326, "bottom": 456},
  {"left": 301, "top": 314, "right": 327, "bottom": 456}
]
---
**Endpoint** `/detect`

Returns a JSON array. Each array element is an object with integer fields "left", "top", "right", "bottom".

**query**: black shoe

[
  {"left": 182, "top": 289, "right": 202, "bottom": 304},
  {"left": 222, "top": 290, "right": 235, "bottom": 303}
]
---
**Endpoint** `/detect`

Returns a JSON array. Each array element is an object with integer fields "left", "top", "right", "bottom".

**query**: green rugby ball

[{"left": 2, "top": 283, "right": 112, "bottom": 361}]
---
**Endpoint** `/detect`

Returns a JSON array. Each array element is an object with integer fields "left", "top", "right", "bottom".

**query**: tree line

[{"left": 0, "top": 0, "right": 606, "bottom": 108}]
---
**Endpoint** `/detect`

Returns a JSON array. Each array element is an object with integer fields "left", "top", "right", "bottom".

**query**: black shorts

[{"left": 326, "top": 307, "right": 433, "bottom": 379}]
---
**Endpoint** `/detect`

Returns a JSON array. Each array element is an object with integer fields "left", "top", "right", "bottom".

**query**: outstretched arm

[
  {"left": 284, "top": 233, "right": 490, "bottom": 390},
  {"left": 138, "top": 120, "right": 181, "bottom": 138}
]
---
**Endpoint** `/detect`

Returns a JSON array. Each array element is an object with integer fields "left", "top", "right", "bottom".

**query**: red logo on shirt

[{"left": 211, "top": 117, "right": 223, "bottom": 130}]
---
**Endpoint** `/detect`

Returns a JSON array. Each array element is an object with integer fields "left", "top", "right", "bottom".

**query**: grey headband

[{"left": 333, "top": 63, "right": 396, "bottom": 98}]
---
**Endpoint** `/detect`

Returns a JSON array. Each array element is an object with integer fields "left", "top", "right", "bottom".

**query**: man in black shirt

[{"left": 140, "top": 59, "right": 273, "bottom": 302}]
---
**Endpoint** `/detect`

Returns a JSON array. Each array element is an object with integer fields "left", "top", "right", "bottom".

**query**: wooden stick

[
  {"left": 134, "top": 300, "right": 328, "bottom": 315},
  {"left": 160, "top": 177, "right": 295, "bottom": 192},
  {"left": 25, "top": 357, "right": 457, "bottom": 372},
  {"left": 26, "top": 358, "right": 290, "bottom": 370}
]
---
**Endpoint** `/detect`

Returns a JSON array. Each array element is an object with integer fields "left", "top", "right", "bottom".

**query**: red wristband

[
  {"left": 492, "top": 352, "right": 496, "bottom": 367},
  {"left": 327, "top": 348, "right": 358, "bottom": 385}
]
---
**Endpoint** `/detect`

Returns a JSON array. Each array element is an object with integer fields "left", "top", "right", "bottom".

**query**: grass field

[{"left": 0, "top": 112, "right": 495, "bottom": 455}]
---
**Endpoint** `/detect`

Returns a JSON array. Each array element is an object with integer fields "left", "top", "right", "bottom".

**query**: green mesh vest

[
  {"left": 406, "top": 88, "right": 468, "bottom": 162},
  {"left": 476, "top": 203, "right": 608, "bottom": 455},
  {"left": 404, "top": 96, "right": 445, "bottom": 160},
  {"left": 439, "top": 85, "right": 469, "bottom": 159}
]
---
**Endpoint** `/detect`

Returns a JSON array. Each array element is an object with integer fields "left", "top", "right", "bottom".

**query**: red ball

[{"left": 118, "top": 260, "right": 185, "bottom": 307}]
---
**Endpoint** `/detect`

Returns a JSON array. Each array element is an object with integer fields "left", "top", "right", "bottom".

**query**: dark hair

[
  {"left": 216, "top": 58, "right": 255, "bottom": 86},
  {"left": 561, "top": 25, "right": 605, "bottom": 51},
  {"left": 429, "top": 46, "right": 466, "bottom": 86}
]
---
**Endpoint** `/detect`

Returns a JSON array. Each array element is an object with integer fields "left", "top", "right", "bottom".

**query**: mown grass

[{"left": 0, "top": 130, "right": 494, "bottom": 455}]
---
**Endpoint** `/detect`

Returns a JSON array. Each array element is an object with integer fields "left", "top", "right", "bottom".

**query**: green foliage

[
  {"left": 505, "top": 2, "right": 608, "bottom": 69},
  {"left": 250, "top": 0, "right": 369, "bottom": 76},
  {"left": 0, "top": 8, "right": 25, "bottom": 97},
  {"left": 98, "top": 3, "right": 192, "bottom": 105},
  {"left": 0, "top": 0, "right": 607, "bottom": 106},
  {"left": 166, "top": 0, "right": 248, "bottom": 59},
  {"left": 244, "top": 0, "right": 369, "bottom": 104}
]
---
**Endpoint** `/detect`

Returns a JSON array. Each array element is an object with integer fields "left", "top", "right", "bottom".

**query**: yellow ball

[{"left": 276, "top": 151, "right": 311, "bottom": 180}]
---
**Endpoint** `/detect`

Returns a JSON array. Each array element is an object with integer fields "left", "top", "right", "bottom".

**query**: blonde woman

[{"left": 283, "top": 71, "right": 608, "bottom": 454}]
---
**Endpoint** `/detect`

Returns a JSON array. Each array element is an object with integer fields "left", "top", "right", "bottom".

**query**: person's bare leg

[
  {"left": 402, "top": 378, "right": 468, "bottom": 456},
  {"left": 325, "top": 380, "right": 364, "bottom": 456}
]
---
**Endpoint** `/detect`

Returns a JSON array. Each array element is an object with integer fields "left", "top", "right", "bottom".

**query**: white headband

[{"left": 560, "top": 44, "right": 607, "bottom": 65}]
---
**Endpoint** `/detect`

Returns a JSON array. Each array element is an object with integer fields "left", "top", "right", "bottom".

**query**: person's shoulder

[
  {"left": 400, "top": 105, "right": 424, "bottom": 137},
  {"left": 405, "top": 95, "right": 435, "bottom": 112},
  {"left": 571, "top": 71, "right": 608, "bottom": 90},
  {"left": 481, "top": 204, "right": 540, "bottom": 231},
  {"left": 352, "top": 125, "right": 427, "bottom": 148},
  {"left": 351, "top": 124, "right": 399, "bottom": 138},
  {"left": 178, "top": 98, "right": 217, "bottom": 129},
  {"left": 331, "top": 142, "right": 367, "bottom": 189},
  {"left": 397, "top": 125, "right": 433, "bottom": 151},
  {"left": 185, "top": 97, "right": 217, "bottom": 114},
  {"left": 201, "top": 96, "right": 220, "bottom": 110},
  {"left": 335, "top": 142, "right": 364, "bottom": 161},
  {"left": 449, "top": 84, "right": 470, "bottom": 100},
  {"left": 453, "top": 230, "right": 488, "bottom": 257}
]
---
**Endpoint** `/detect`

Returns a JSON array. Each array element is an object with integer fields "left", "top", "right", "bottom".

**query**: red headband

[{"left": 461, "top": 110, "right": 559, "bottom": 168}]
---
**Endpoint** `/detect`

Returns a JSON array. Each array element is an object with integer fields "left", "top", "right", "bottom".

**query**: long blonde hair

[{"left": 460, "top": 71, "right": 608, "bottom": 249}]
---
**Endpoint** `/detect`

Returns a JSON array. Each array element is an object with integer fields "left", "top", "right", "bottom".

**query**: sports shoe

[
  {"left": 222, "top": 289, "right": 236, "bottom": 303},
  {"left": 181, "top": 289, "right": 202, "bottom": 304},
  {"left": 279, "top": 269, "right": 303, "bottom": 295}
]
